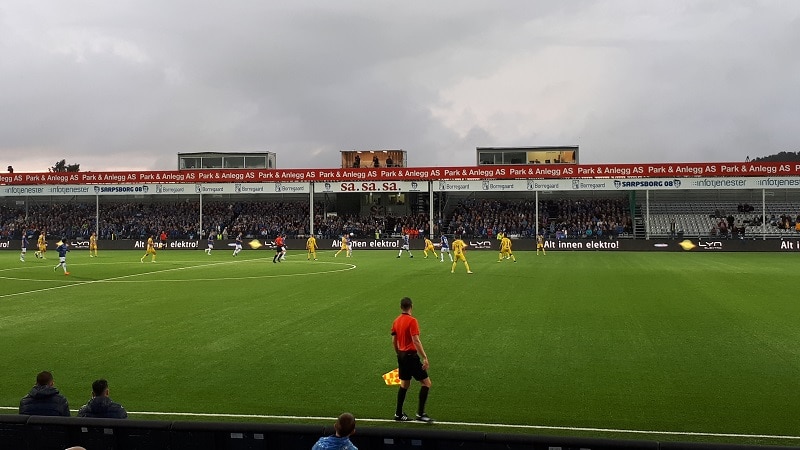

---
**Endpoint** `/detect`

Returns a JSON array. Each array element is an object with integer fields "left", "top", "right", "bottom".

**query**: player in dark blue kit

[
  {"left": 54, "top": 239, "right": 70, "bottom": 275},
  {"left": 205, "top": 232, "right": 214, "bottom": 255},
  {"left": 232, "top": 233, "right": 243, "bottom": 256},
  {"left": 439, "top": 235, "right": 452, "bottom": 263},
  {"left": 20, "top": 233, "right": 29, "bottom": 262}
]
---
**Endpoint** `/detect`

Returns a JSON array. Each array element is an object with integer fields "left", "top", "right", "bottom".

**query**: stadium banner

[
  {"left": 2, "top": 162, "right": 799, "bottom": 186},
  {"left": 432, "top": 177, "right": 799, "bottom": 192},
  {"left": 538, "top": 238, "right": 796, "bottom": 252},
  {"left": 0, "top": 182, "right": 311, "bottom": 197},
  {"left": 193, "top": 182, "right": 310, "bottom": 194},
  {"left": 313, "top": 180, "right": 428, "bottom": 193},
  {"left": 6, "top": 177, "right": 800, "bottom": 197},
  {"left": 1, "top": 238, "right": 796, "bottom": 252}
]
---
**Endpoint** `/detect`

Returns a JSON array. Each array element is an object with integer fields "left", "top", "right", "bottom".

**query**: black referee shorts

[{"left": 397, "top": 351, "right": 428, "bottom": 381}]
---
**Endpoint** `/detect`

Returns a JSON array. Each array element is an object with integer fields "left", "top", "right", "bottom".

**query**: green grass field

[{"left": 2, "top": 247, "right": 800, "bottom": 446}]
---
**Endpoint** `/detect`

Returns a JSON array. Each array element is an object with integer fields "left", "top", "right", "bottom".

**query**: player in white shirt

[{"left": 397, "top": 234, "right": 413, "bottom": 258}]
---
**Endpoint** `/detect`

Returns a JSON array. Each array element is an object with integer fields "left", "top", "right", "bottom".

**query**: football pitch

[{"left": 1, "top": 247, "right": 799, "bottom": 446}]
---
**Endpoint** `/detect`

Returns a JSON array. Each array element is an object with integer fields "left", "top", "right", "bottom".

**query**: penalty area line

[{"left": 0, "top": 407, "right": 797, "bottom": 441}]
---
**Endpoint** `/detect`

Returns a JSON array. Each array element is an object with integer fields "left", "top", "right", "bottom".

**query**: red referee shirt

[{"left": 392, "top": 312, "right": 419, "bottom": 352}]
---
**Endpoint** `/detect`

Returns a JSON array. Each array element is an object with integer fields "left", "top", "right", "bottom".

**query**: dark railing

[{"left": 1, "top": 415, "right": 798, "bottom": 450}]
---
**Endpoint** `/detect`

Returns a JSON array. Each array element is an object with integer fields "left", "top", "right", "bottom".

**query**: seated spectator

[
  {"left": 77, "top": 379, "right": 128, "bottom": 419},
  {"left": 312, "top": 412, "right": 357, "bottom": 450},
  {"left": 19, "top": 371, "right": 70, "bottom": 416}
]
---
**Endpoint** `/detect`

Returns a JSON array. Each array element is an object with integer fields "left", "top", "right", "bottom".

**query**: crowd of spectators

[
  {"left": 314, "top": 209, "right": 430, "bottom": 239},
  {"left": 8, "top": 196, "right": 800, "bottom": 243},
  {"left": 444, "top": 198, "right": 632, "bottom": 239},
  {"left": 0, "top": 201, "right": 431, "bottom": 241},
  {"left": 0, "top": 197, "right": 635, "bottom": 242},
  {"left": 540, "top": 198, "right": 632, "bottom": 239}
]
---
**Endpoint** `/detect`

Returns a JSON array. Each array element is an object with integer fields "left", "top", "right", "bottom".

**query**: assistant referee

[{"left": 391, "top": 297, "right": 433, "bottom": 423}]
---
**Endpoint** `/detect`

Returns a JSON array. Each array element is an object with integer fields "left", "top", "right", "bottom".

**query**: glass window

[
  {"left": 504, "top": 152, "right": 526, "bottom": 164},
  {"left": 202, "top": 157, "right": 223, "bottom": 168},
  {"left": 245, "top": 156, "right": 267, "bottom": 168},
  {"left": 479, "top": 152, "right": 495, "bottom": 164},
  {"left": 224, "top": 156, "right": 245, "bottom": 168},
  {"left": 180, "top": 157, "right": 201, "bottom": 169}
]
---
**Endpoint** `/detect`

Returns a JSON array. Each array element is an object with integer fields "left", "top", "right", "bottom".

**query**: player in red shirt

[
  {"left": 391, "top": 297, "right": 433, "bottom": 423},
  {"left": 273, "top": 234, "right": 285, "bottom": 263}
]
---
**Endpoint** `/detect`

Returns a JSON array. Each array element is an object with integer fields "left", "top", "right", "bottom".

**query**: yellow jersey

[{"left": 452, "top": 239, "right": 467, "bottom": 256}]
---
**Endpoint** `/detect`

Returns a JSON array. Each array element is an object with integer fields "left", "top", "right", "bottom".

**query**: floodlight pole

[
  {"left": 199, "top": 193, "right": 203, "bottom": 240},
  {"left": 429, "top": 185, "right": 434, "bottom": 238},
  {"left": 535, "top": 190, "right": 539, "bottom": 237},
  {"left": 645, "top": 190, "right": 650, "bottom": 239},
  {"left": 762, "top": 189, "right": 766, "bottom": 240},
  {"left": 309, "top": 185, "right": 315, "bottom": 236}
]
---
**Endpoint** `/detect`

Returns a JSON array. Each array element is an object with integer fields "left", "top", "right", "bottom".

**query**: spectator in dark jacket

[
  {"left": 77, "top": 379, "right": 128, "bottom": 419},
  {"left": 19, "top": 371, "right": 70, "bottom": 416}
]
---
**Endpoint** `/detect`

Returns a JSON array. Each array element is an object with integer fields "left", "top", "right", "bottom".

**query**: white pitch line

[
  {"left": 0, "top": 258, "right": 323, "bottom": 299},
  {"left": 0, "top": 260, "right": 356, "bottom": 284},
  {"left": 0, "top": 406, "right": 797, "bottom": 441}
]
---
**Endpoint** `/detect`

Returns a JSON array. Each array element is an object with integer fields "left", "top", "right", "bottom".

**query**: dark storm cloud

[{"left": 1, "top": 1, "right": 798, "bottom": 172}]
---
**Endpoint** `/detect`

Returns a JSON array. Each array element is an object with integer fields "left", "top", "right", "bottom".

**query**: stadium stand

[
  {"left": 646, "top": 202, "right": 800, "bottom": 238},
  {"left": 0, "top": 201, "right": 432, "bottom": 241},
  {"left": 443, "top": 197, "right": 633, "bottom": 239},
  {"left": 3, "top": 192, "right": 800, "bottom": 242}
]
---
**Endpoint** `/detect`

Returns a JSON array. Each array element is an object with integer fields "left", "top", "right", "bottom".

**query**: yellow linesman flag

[
  {"left": 382, "top": 368, "right": 401, "bottom": 386},
  {"left": 248, "top": 239, "right": 263, "bottom": 249},
  {"left": 56, "top": 240, "right": 64, "bottom": 246}
]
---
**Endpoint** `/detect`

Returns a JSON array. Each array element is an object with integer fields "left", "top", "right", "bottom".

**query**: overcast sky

[{"left": 1, "top": 1, "right": 798, "bottom": 173}]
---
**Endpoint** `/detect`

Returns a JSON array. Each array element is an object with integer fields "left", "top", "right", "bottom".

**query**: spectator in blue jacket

[{"left": 312, "top": 412, "right": 358, "bottom": 450}]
